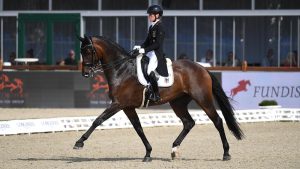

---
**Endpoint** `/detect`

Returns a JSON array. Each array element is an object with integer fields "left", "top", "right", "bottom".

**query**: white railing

[{"left": 0, "top": 108, "right": 299, "bottom": 136}]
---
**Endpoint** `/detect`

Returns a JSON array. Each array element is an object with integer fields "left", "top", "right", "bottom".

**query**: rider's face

[{"left": 148, "top": 14, "right": 158, "bottom": 22}]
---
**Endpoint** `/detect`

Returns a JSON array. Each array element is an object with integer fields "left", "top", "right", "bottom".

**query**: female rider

[{"left": 134, "top": 5, "right": 168, "bottom": 102}]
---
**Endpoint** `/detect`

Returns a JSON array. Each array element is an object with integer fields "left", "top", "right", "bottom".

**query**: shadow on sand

[{"left": 15, "top": 156, "right": 200, "bottom": 163}]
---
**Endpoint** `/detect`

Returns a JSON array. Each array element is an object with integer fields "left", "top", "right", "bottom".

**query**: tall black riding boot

[
  {"left": 148, "top": 71, "right": 160, "bottom": 102},
  {"left": 141, "top": 55, "right": 150, "bottom": 82}
]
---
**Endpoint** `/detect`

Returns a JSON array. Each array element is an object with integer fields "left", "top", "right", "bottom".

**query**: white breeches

[{"left": 146, "top": 51, "right": 158, "bottom": 75}]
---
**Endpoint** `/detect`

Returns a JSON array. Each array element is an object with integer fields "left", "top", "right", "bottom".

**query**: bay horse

[{"left": 74, "top": 35, "right": 244, "bottom": 162}]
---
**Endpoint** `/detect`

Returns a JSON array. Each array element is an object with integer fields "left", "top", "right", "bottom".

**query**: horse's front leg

[
  {"left": 73, "top": 103, "right": 120, "bottom": 149},
  {"left": 123, "top": 108, "right": 152, "bottom": 162}
]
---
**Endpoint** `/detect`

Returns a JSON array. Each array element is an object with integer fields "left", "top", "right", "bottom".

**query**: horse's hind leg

[
  {"left": 123, "top": 108, "right": 152, "bottom": 162},
  {"left": 169, "top": 95, "right": 195, "bottom": 160},
  {"left": 207, "top": 107, "right": 231, "bottom": 160},
  {"left": 192, "top": 91, "right": 231, "bottom": 160}
]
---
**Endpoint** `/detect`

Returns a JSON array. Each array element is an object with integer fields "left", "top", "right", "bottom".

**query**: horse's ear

[
  {"left": 84, "top": 34, "right": 93, "bottom": 44},
  {"left": 77, "top": 35, "right": 84, "bottom": 42}
]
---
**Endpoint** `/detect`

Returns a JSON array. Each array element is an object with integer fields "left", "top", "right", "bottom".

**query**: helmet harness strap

[{"left": 153, "top": 13, "right": 160, "bottom": 23}]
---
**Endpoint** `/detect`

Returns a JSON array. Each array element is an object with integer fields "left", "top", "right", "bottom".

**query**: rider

[{"left": 133, "top": 5, "right": 168, "bottom": 102}]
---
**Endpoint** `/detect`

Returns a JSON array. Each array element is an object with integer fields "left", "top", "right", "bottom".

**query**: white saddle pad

[{"left": 136, "top": 54, "right": 174, "bottom": 87}]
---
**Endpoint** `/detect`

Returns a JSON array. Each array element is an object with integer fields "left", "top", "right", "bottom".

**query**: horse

[
  {"left": 230, "top": 80, "right": 251, "bottom": 97},
  {"left": 73, "top": 35, "right": 244, "bottom": 162}
]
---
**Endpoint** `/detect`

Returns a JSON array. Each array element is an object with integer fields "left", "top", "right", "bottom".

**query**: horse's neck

[
  {"left": 95, "top": 38, "right": 135, "bottom": 86},
  {"left": 102, "top": 54, "right": 135, "bottom": 87}
]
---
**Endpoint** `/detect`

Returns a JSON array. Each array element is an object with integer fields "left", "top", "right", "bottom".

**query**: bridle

[
  {"left": 81, "top": 36, "right": 135, "bottom": 76},
  {"left": 81, "top": 37, "right": 97, "bottom": 67}
]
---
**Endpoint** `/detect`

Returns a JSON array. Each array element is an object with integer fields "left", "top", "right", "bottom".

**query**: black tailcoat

[{"left": 141, "top": 21, "right": 168, "bottom": 77}]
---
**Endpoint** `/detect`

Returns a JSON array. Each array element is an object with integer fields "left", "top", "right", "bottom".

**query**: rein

[
  {"left": 81, "top": 37, "right": 136, "bottom": 74},
  {"left": 91, "top": 56, "right": 133, "bottom": 73}
]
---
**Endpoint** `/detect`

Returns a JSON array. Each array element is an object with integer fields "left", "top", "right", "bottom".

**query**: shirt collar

[{"left": 151, "top": 19, "right": 160, "bottom": 27}]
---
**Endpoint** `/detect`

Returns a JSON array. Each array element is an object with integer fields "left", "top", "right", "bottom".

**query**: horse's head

[
  {"left": 79, "top": 35, "right": 132, "bottom": 79},
  {"left": 78, "top": 35, "right": 100, "bottom": 78}
]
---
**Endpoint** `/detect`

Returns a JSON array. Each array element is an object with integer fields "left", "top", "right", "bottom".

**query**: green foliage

[{"left": 259, "top": 100, "right": 278, "bottom": 106}]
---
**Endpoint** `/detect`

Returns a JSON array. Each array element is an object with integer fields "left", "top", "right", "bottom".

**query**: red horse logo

[
  {"left": 0, "top": 74, "right": 24, "bottom": 97},
  {"left": 88, "top": 75, "right": 109, "bottom": 99},
  {"left": 230, "top": 80, "right": 251, "bottom": 97}
]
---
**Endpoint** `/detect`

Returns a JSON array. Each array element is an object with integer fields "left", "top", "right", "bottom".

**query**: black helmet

[{"left": 147, "top": 5, "right": 163, "bottom": 16}]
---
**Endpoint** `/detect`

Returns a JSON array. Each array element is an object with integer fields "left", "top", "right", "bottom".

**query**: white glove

[
  {"left": 133, "top": 45, "right": 141, "bottom": 50},
  {"left": 139, "top": 48, "right": 145, "bottom": 54}
]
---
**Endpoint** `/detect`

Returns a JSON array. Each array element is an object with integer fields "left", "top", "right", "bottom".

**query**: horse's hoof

[
  {"left": 142, "top": 156, "right": 152, "bottom": 162},
  {"left": 223, "top": 154, "right": 231, "bottom": 161},
  {"left": 73, "top": 141, "right": 84, "bottom": 150},
  {"left": 171, "top": 152, "right": 181, "bottom": 160}
]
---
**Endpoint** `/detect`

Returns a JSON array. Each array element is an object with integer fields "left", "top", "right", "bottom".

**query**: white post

[
  {"left": 289, "top": 20, "right": 292, "bottom": 67},
  {"left": 219, "top": 19, "right": 223, "bottom": 66},
  {"left": 277, "top": 17, "right": 281, "bottom": 67},
  {"left": 242, "top": 18, "right": 245, "bottom": 62},
  {"left": 130, "top": 17, "right": 134, "bottom": 49},
  {"left": 233, "top": 18, "right": 236, "bottom": 67},
  {"left": 99, "top": 18, "right": 103, "bottom": 36},
  {"left": 213, "top": 17, "right": 216, "bottom": 66},
  {"left": 16, "top": 16, "right": 18, "bottom": 58},
  {"left": 199, "top": 0, "right": 203, "bottom": 10},
  {"left": 174, "top": 16, "right": 177, "bottom": 60},
  {"left": 194, "top": 17, "right": 197, "bottom": 62},
  {"left": 49, "top": 0, "right": 52, "bottom": 11},
  {"left": 0, "top": 0, "right": 3, "bottom": 11},
  {"left": 98, "top": 0, "right": 102, "bottom": 11},
  {"left": 116, "top": 17, "right": 119, "bottom": 44},
  {"left": 1, "top": 18, "right": 3, "bottom": 62},
  {"left": 80, "top": 16, "right": 84, "bottom": 62},
  {"left": 251, "top": 0, "right": 255, "bottom": 10}
]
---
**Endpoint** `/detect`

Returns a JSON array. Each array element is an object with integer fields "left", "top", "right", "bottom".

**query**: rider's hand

[
  {"left": 139, "top": 48, "right": 145, "bottom": 54},
  {"left": 133, "top": 45, "right": 141, "bottom": 50}
]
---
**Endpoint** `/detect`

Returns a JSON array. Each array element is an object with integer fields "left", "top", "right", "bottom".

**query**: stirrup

[
  {"left": 146, "top": 86, "right": 160, "bottom": 102},
  {"left": 148, "top": 90, "right": 161, "bottom": 102},
  {"left": 149, "top": 94, "right": 160, "bottom": 102}
]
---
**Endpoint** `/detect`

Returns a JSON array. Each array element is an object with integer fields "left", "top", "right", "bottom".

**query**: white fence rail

[{"left": 0, "top": 108, "right": 299, "bottom": 136}]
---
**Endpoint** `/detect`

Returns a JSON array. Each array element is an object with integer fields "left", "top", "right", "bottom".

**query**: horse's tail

[{"left": 208, "top": 71, "right": 244, "bottom": 140}]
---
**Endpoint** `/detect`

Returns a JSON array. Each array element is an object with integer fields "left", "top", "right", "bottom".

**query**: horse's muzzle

[
  {"left": 82, "top": 69, "right": 95, "bottom": 78},
  {"left": 82, "top": 65, "right": 94, "bottom": 78}
]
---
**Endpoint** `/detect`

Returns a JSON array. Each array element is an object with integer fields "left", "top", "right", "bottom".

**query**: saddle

[
  {"left": 136, "top": 54, "right": 174, "bottom": 87},
  {"left": 135, "top": 54, "right": 174, "bottom": 108}
]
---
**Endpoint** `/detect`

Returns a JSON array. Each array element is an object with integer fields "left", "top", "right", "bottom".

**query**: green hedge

[{"left": 259, "top": 100, "right": 278, "bottom": 106}]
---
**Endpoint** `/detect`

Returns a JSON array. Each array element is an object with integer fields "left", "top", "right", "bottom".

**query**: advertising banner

[
  {"left": 222, "top": 72, "right": 300, "bottom": 109},
  {"left": 0, "top": 71, "right": 110, "bottom": 108},
  {"left": 0, "top": 73, "right": 26, "bottom": 107},
  {"left": 0, "top": 71, "right": 221, "bottom": 108}
]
